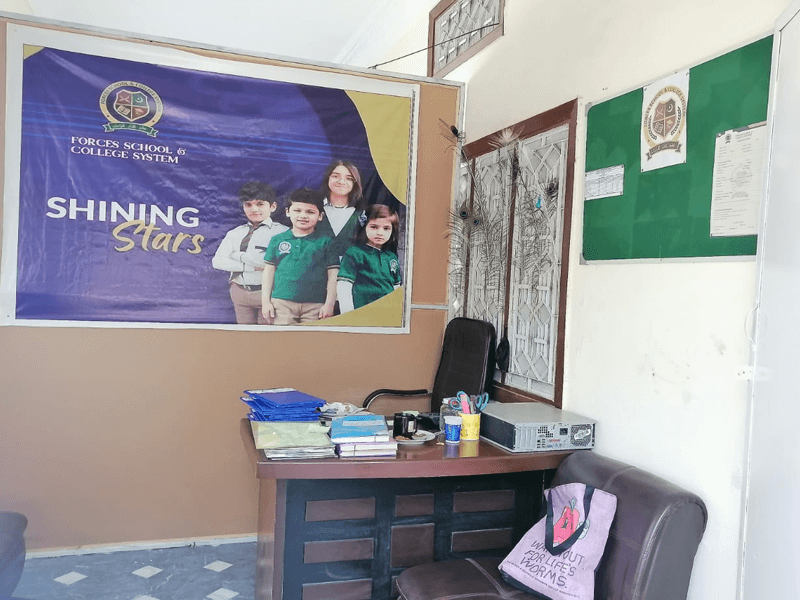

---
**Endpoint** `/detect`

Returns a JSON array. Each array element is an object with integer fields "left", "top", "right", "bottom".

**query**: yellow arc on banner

[
  {"left": 23, "top": 45, "right": 43, "bottom": 59},
  {"left": 346, "top": 91, "right": 411, "bottom": 205},
  {"left": 307, "top": 287, "right": 404, "bottom": 328}
]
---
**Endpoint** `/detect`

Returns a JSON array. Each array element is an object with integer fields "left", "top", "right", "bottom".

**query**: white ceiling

[{"left": 0, "top": 0, "right": 438, "bottom": 68}]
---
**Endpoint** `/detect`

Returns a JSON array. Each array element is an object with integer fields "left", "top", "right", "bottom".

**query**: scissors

[
  {"left": 474, "top": 393, "right": 489, "bottom": 412},
  {"left": 456, "top": 391, "right": 471, "bottom": 414}
]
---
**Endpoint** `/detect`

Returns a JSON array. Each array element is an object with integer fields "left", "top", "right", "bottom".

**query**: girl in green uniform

[{"left": 337, "top": 204, "right": 402, "bottom": 313}]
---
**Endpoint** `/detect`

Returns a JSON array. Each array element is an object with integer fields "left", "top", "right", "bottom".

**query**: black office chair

[
  {"left": 0, "top": 512, "right": 27, "bottom": 597},
  {"left": 363, "top": 317, "right": 497, "bottom": 415}
]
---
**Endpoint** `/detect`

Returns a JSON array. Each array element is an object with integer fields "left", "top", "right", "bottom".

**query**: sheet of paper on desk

[{"left": 251, "top": 421, "right": 333, "bottom": 449}]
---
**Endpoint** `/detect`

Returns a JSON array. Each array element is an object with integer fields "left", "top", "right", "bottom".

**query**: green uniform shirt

[
  {"left": 317, "top": 207, "right": 361, "bottom": 260},
  {"left": 337, "top": 243, "right": 402, "bottom": 309},
  {"left": 265, "top": 230, "right": 338, "bottom": 303}
]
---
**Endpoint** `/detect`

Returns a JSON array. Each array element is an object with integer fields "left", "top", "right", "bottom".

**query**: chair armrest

[{"left": 363, "top": 388, "right": 431, "bottom": 415}]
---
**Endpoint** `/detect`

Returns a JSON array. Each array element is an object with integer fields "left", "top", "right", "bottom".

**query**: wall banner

[{"left": 0, "top": 25, "right": 418, "bottom": 331}]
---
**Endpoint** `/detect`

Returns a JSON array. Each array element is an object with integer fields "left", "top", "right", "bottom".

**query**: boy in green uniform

[{"left": 261, "top": 188, "right": 339, "bottom": 325}]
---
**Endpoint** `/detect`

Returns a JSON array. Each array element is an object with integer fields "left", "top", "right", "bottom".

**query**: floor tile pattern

[
  {"left": 52, "top": 572, "right": 87, "bottom": 586},
  {"left": 202, "top": 562, "right": 231, "bottom": 573},
  {"left": 132, "top": 566, "right": 163, "bottom": 579},
  {"left": 13, "top": 541, "right": 255, "bottom": 600},
  {"left": 206, "top": 590, "right": 239, "bottom": 600}
]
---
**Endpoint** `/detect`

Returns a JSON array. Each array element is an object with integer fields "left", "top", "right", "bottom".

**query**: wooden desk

[{"left": 241, "top": 419, "right": 573, "bottom": 600}]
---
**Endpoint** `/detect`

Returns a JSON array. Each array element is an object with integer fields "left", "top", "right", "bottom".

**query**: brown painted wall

[{"left": 0, "top": 21, "right": 460, "bottom": 550}]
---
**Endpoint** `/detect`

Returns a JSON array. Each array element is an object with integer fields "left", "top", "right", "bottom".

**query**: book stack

[
  {"left": 242, "top": 388, "right": 326, "bottom": 422},
  {"left": 329, "top": 414, "right": 398, "bottom": 457},
  {"left": 251, "top": 420, "right": 336, "bottom": 460}
]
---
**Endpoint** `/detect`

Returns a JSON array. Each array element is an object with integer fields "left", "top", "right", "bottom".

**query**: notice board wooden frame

[{"left": 582, "top": 36, "right": 773, "bottom": 261}]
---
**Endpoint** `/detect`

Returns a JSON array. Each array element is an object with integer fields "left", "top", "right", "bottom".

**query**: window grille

[
  {"left": 429, "top": 0, "right": 504, "bottom": 77},
  {"left": 447, "top": 104, "right": 576, "bottom": 406}
]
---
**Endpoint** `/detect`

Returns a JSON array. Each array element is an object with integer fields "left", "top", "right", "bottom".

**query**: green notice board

[{"left": 583, "top": 36, "right": 773, "bottom": 260}]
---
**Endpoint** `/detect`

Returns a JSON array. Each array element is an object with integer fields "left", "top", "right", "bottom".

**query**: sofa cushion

[{"left": 397, "top": 557, "right": 535, "bottom": 600}]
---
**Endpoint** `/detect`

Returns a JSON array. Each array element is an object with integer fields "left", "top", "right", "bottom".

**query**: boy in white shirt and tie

[{"left": 212, "top": 181, "right": 288, "bottom": 324}]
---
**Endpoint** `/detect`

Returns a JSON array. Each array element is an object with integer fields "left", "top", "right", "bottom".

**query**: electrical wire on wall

[{"left": 368, "top": 22, "right": 498, "bottom": 70}]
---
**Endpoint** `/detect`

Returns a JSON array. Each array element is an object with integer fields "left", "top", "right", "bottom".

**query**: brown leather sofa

[{"left": 396, "top": 451, "right": 707, "bottom": 600}]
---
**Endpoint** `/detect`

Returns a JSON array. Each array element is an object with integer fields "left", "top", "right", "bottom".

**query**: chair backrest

[
  {"left": 551, "top": 452, "right": 707, "bottom": 600},
  {"left": 430, "top": 317, "right": 496, "bottom": 408}
]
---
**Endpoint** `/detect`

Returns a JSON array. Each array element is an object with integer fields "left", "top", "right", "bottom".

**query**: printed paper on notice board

[{"left": 584, "top": 165, "right": 624, "bottom": 201}]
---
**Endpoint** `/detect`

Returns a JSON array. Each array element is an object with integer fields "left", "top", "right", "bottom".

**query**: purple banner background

[{"left": 15, "top": 47, "right": 405, "bottom": 324}]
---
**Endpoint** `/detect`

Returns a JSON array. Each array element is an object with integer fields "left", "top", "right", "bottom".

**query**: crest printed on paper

[
  {"left": 653, "top": 98, "right": 677, "bottom": 137},
  {"left": 99, "top": 80, "right": 163, "bottom": 137},
  {"left": 641, "top": 70, "right": 689, "bottom": 172},
  {"left": 644, "top": 87, "right": 686, "bottom": 156}
]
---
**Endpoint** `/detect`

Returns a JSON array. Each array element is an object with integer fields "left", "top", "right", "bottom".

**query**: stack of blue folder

[{"left": 242, "top": 388, "right": 326, "bottom": 422}]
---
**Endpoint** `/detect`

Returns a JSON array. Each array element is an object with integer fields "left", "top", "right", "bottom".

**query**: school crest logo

[
  {"left": 100, "top": 81, "right": 163, "bottom": 137},
  {"left": 278, "top": 241, "right": 292, "bottom": 255},
  {"left": 389, "top": 259, "right": 398, "bottom": 274},
  {"left": 115, "top": 89, "right": 149, "bottom": 121},
  {"left": 642, "top": 85, "right": 686, "bottom": 160}
]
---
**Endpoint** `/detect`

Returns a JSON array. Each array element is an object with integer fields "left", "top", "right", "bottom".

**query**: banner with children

[{"left": 0, "top": 25, "right": 417, "bottom": 331}]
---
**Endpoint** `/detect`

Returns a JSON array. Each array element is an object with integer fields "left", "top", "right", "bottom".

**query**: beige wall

[{"left": 0, "top": 20, "right": 461, "bottom": 551}]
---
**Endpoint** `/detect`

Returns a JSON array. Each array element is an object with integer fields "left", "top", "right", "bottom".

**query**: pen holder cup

[{"left": 459, "top": 412, "right": 481, "bottom": 441}]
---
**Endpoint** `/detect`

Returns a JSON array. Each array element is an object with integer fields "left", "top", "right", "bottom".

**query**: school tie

[
  {"left": 240, "top": 222, "right": 262, "bottom": 252},
  {"left": 233, "top": 223, "right": 263, "bottom": 280}
]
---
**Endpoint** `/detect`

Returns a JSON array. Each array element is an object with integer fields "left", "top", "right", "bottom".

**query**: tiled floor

[{"left": 13, "top": 541, "right": 256, "bottom": 600}]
